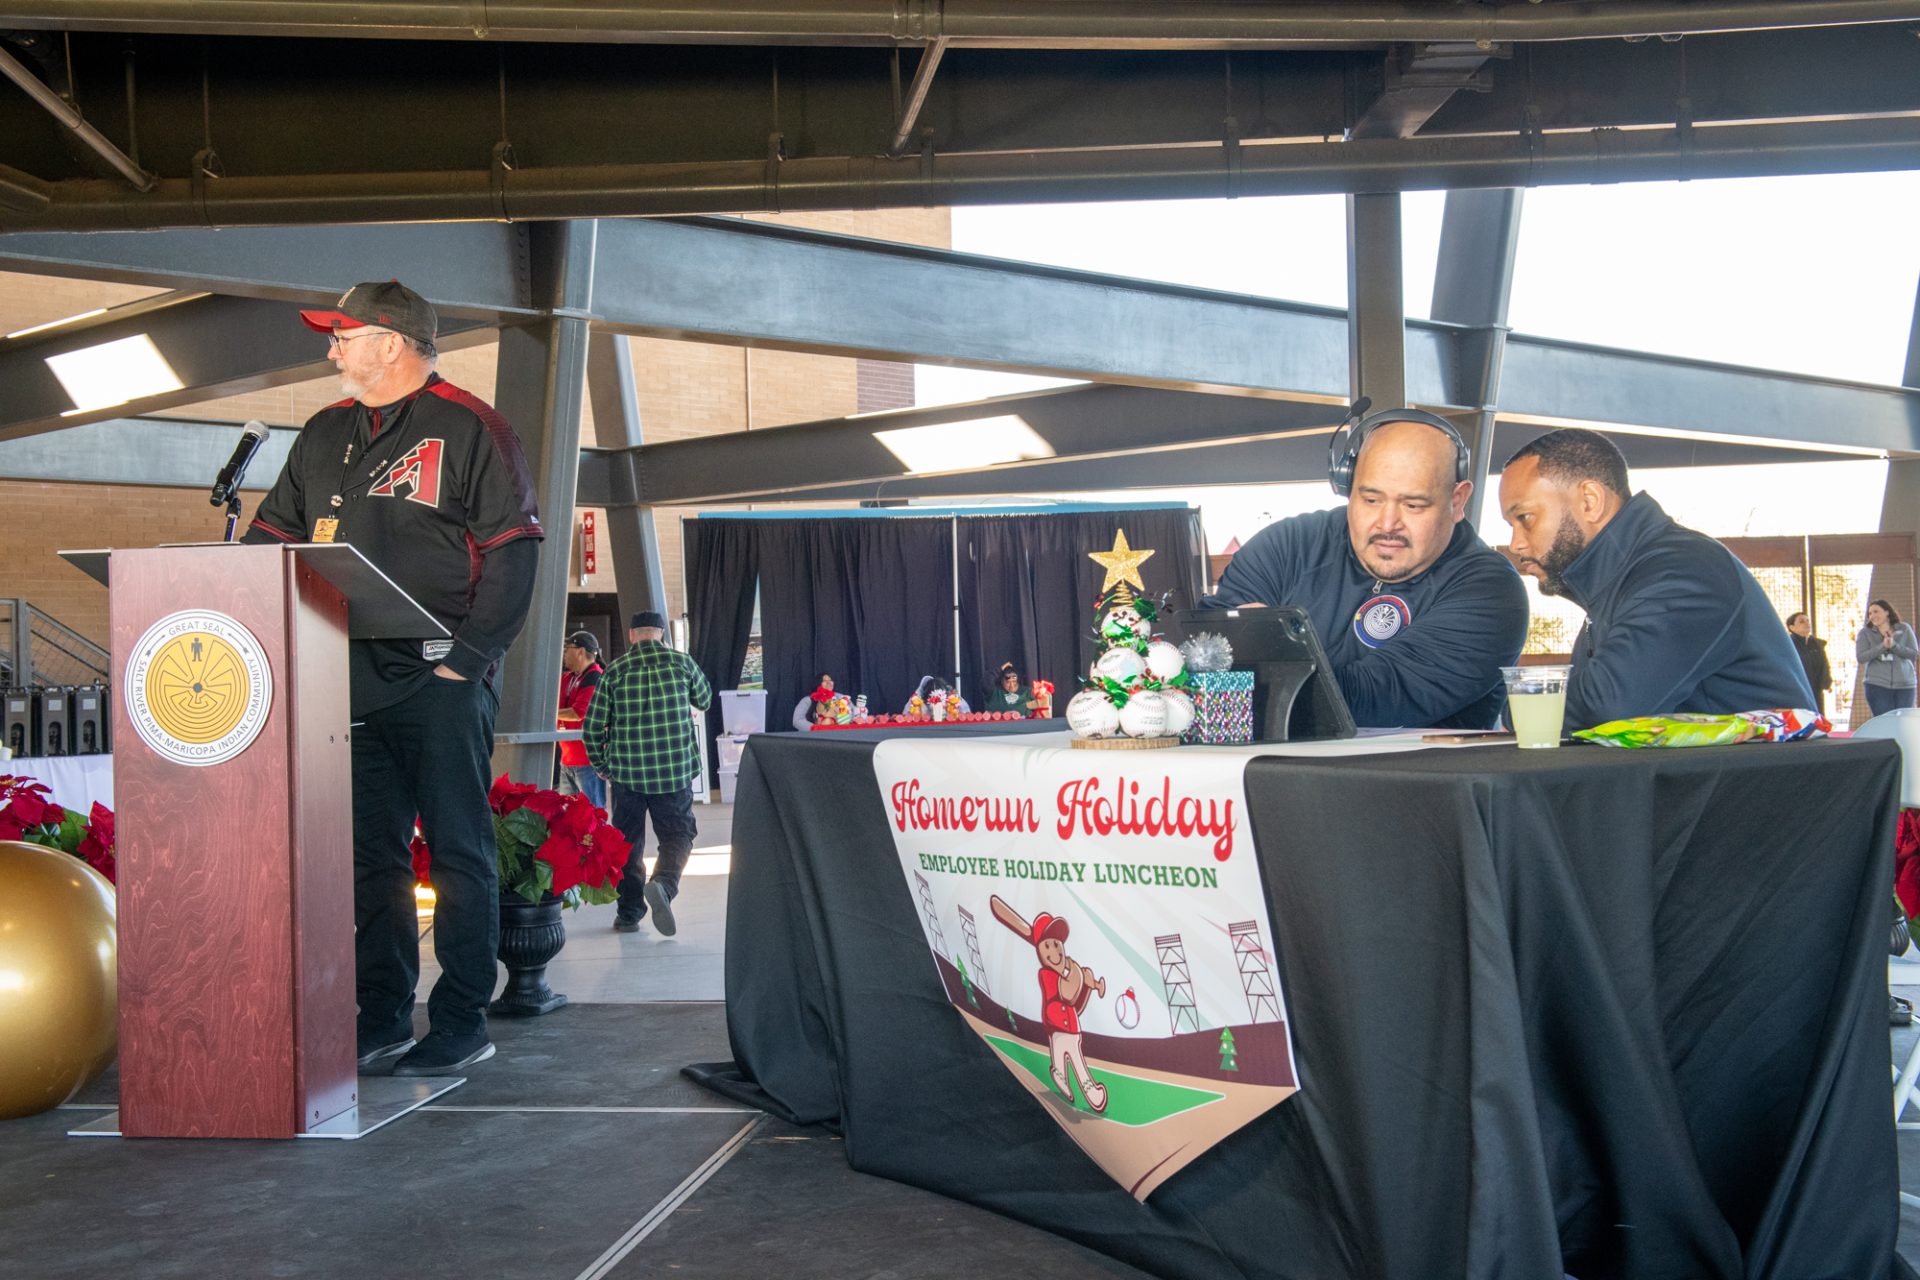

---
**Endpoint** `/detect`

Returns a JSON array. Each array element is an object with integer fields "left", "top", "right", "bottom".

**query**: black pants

[
  {"left": 611, "top": 782, "right": 696, "bottom": 918},
  {"left": 352, "top": 676, "right": 500, "bottom": 1038}
]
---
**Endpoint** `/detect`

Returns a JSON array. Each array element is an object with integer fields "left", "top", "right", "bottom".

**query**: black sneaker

[
  {"left": 644, "top": 881, "right": 677, "bottom": 937},
  {"left": 391, "top": 1029, "right": 496, "bottom": 1077},
  {"left": 356, "top": 1021, "right": 416, "bottom": 1068},
  {"left": 612, "top": 915, "right": 641, "bottom": 933}
]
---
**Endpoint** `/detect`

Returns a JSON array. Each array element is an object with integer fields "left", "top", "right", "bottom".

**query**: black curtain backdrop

[
  {"left": 958, "top": 508, "right": 1206, "bottom": 701},
  {"left": 685, "top": 517, "right": 760, "bottom": 763},
  {"left": 685, "top": 507, "right": 1203, "bottom": 738},
  {"left": 750, "top": 517, "right": 955, "bottom": 730}
]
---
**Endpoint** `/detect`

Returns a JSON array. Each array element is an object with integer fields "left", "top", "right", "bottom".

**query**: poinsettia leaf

[
  {"left": 494, "top": 808, "right": 547, "bottom": 877},
  {"left": 55, "top": 807, "right": 87, "bottom": 854},
  {"left": 533, "top": 859, "right": 554, "bottom": 895}
]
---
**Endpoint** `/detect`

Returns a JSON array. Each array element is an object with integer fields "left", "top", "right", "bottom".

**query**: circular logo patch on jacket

[
  {"left": 1353, "top": 595, "right": 1412, "bottom": 648},
  {"left": 124, "top": 610, "right": 274, "bottom": 767}
]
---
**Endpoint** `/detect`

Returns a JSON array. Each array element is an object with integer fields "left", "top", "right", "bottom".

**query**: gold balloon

[{"left": 0, "top": 840, "right": 117, "bottom": 1121}]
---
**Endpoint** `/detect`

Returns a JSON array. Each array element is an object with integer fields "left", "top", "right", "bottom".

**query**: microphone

[
  {"left": 1344, "top": 395, "right": 1373, "bottom": 426},
  {"left": 209, "top": 420, "right": 268, "bottom": 506}
]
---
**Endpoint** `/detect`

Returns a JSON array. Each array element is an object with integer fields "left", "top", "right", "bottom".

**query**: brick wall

[
  {"left": 857, "top": 360, "right": 917, "bottom": 414},
  {"left": 0, "top": 481, "right": 225, "bottom": 647}
]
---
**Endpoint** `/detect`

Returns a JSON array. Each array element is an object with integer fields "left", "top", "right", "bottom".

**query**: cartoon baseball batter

[{"left": 990, "top": 894, "right": 1108, "bottom": 1113}]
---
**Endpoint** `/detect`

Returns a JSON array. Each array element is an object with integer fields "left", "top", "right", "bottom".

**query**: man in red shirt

[{"left": 558, "top": 631, "right": 606, "bottom": 811}]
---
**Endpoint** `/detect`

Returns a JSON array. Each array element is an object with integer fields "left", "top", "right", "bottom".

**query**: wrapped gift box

[{"left": 1186, "top": 670, "right": 1254, "bottom": 745}]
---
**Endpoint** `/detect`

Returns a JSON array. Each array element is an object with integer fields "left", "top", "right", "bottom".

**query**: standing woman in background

[{"left": 1856, "top": 599, "right": 1918, "bottom": 719}]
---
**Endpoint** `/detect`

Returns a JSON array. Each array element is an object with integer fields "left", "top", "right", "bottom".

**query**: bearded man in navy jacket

[
  {"left": 1498, "top": 428, "right": 1813, "bottom": 732},
  {"left": 1204, "top": 413, "right": 1528, "bottom": 729}
]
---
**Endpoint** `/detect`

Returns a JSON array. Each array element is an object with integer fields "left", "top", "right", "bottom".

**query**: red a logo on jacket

[{"left": 370, "top": 438, "right": 444, "bottom": 507}]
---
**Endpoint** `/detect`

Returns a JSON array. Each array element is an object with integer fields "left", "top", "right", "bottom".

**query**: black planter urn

[{"left": 490, "top": 894, "right": 569, "bottom": 1016}]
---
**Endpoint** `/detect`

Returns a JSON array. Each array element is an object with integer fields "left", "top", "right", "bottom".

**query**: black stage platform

[{"left": 0, "top": 1003, "right": 1151, "bottom": 1280}]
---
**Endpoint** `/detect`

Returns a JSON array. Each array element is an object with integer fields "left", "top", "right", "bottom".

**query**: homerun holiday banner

[{"left": 872, "top": 737, "right": 1298, "bottom": 1200}]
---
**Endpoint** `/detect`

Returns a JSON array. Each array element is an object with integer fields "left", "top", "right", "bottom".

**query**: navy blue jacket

[
  {"left": 1203, "top": 508, "right": 1528, "bottom": 729},
  {"left": 1558, "top": 492, "right": 1814, "bottom": 730}
]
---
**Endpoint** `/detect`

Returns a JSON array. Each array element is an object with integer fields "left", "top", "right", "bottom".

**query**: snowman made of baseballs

[{"left": 1066, "top": 689, "right": 1123, "bottom": 738}]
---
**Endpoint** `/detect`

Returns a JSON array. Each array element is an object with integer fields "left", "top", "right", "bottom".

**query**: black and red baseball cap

[{"left": 300, "top": 280, "right": 438, "bottom": 346}]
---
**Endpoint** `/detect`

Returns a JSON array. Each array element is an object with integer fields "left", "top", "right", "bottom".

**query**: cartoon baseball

[{"left": 989, "top": 894, "right": 1108, "bottom": 1113}]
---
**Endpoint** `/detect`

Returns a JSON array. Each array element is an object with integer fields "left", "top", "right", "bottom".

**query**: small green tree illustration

[
  {"left": 955, "top": 954, "right": 978, "bottom": 1008},
  {"left": 1008, "top": 1008, "right": 1020, "bottom": 1035},
  {"left": 1219, "top": 1026, "right": 1239, "bottom": 1072}
]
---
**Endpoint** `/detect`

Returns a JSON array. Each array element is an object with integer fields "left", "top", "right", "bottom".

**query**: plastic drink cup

[{"left": 1501, "top": 665, "right": 1572, "bottom": 749}]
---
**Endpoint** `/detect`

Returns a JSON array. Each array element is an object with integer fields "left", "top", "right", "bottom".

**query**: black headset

[{"left": 1327, "top": 402, "right": 1472, "bottom": 497}]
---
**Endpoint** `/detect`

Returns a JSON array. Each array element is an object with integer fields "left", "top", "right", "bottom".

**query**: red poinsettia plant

[
  {"left": 0, "top": 774, "right": 115, "bottom": 883},
  {"left": 411, "top": 774, "right": 630, "bottom": 908}
]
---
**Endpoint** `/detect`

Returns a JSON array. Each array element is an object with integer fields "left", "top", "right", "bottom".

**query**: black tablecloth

[{"left": 694, "top": 733, "right": 1909, "bottom": 1280}]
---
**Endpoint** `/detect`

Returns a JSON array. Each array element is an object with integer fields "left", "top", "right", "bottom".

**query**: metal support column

[
  {"left": 1904, "top": 272, "right": 1920, "bottom": 390},
  {"left": 1345, "top": 193, "right": 1406, "bottom": 411},
  {"left": 586, "top": 329, "right": 666, "bottom": 628},
  {"left": 1430, "top": 188, "right": 1525, "bottom": 528},
  {"left": 488, "top": 220, "right": 596, "bottom": 783}
]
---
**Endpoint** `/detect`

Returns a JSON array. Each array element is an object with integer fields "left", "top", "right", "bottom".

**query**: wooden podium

[{"left": 62, "top": 543, "right": 446, "bottom": 1138}]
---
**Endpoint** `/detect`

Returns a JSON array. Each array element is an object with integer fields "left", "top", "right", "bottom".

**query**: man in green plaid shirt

[{"left": 583, "top": 610, "right": 713, "bottom": 935}]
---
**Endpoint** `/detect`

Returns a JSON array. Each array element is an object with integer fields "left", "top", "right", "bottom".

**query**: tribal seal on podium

[{"left": 123, "top": 609, "right": 274, "bottom": 767}]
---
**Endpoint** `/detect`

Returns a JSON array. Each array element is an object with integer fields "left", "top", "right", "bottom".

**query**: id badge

[{"left": 311, "top": 517, "right": 340, "bottom": 543}]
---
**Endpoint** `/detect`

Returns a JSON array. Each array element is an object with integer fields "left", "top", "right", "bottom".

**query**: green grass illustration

[{"left": 982, "top": 1034, "right": 1223, "bottom": 1128}]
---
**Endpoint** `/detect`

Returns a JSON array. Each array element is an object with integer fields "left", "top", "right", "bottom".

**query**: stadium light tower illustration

[
  {"left": 958, "top": 904, "right": 991, "bottom": 997},
  {"left": 915, "top": 873, "right": 950, "bottom": 961},
  {"left": 1230, "top": 921, "right": 1281, "bottom": 1023},
  {"left": 1156, "top": 933, "right": 1200, "bottom": 1035}
]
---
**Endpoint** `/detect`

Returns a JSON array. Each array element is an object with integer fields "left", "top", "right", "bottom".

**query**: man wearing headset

[{"left": 1203, "top": 405, "right": 1528, "bottom": 729}]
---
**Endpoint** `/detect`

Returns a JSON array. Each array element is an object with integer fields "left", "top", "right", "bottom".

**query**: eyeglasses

[{"left": 327, "top": 328, "right": 396, "bottom": 349}]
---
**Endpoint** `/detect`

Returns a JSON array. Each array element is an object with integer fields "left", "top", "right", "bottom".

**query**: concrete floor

[{"left": 423, "top": 800, "right": 735, "bottom": 1005}]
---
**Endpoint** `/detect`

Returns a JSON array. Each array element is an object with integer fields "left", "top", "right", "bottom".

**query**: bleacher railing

[{"left": 0, "top": 599, "right": 110, "bottom": 691}]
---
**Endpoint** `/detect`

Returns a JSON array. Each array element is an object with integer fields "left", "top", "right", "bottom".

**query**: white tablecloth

[{"left": 3, "top": 754, "right": 114, "bottom": 813}]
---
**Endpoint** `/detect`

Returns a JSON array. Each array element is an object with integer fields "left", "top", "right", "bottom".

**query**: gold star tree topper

[{"left": 1089, "top": 528, "right": 1155, "bottom": 596}]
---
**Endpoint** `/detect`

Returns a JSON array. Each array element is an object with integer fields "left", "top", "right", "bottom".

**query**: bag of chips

[{"left": 1572, "top": 708, "right": 1829, "bottom": 749}]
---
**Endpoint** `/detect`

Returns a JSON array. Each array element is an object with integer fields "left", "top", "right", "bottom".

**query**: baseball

[
  {"left": 1144, "top": 640, "right": 1185, "bottom": 681},
  {"left": 1118, "top": 689, "right": 1169, "bottom": 738},
  {"left": 1159, "top": 688, "right": 1195, "bottom": 736},
  {"left": 1066, "top": 689, "right": 1122, "bottom": 738},
  {"left": 1095, "top": 646, "right": 1146, "bottom": 682}
]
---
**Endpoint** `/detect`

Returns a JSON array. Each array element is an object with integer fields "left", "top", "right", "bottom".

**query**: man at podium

[{"left": 244, "top": 280, "right": 544, "bottom": 1076}]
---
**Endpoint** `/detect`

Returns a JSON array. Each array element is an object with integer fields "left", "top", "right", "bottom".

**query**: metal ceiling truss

[
  {"left": 1, "top": 214, "right": 1916, "bottom": 456},
  {"left": 0, "top": 24, "right": 1914, "bottom": 228},
  {"left": 1, "top": 2, "right": 1913, "bottom": 47}
]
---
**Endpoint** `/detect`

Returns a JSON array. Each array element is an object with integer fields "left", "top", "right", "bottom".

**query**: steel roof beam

[
  {"left": 5, "top": 212, "right": 1913, "bottom": 454},
  {"left": 2, "top": 2, "right": 1914, "bottom": 47},
  {"left": 0, "top": 290, "right": 492, "bottom": 440},
  {"left": 5, "top": 115, "right": 1918, "bottom": 231},
  {"left": 0, "top": 222, "right": 533, "bottom": 314}
]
